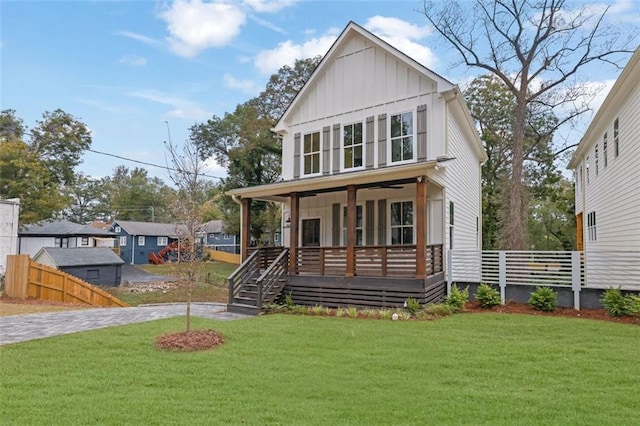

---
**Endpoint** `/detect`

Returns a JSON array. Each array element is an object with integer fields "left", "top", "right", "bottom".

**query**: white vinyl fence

[{"left": 447, "top": 250, "right": 640, "bottom": 310}]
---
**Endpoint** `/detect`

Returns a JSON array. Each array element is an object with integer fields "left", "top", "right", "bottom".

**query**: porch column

[
  {"left": 289, "top": 192, "right": 299, "bottom": 274},
  {"left": 416, "top": 176, "right": 427, "bottom": 279},
  {"left": 346, "top": 185, "right": 357, "bottom": 277},
  {"left": 241, "top": 198, "right": 252, "bottom": 262}
]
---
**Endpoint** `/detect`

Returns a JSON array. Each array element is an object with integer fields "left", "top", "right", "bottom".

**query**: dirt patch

[
  {"left": 464, "top": 301, "right": 640, "bottom": 326},
  {"left": 0, "top": 296, "right": 94, "bottom": 316},
  {"left": 155, "top": 330, "right": 225, "bottom": 352}
]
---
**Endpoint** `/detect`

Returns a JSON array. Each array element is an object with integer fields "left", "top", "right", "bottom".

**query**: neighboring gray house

[
  {"left": 19, "top": 220, "right": 117, "bottom": 258},
  {"left": 108, "top": 220, "right": 188, "bottom": 265},
  {"left": 200, "top": 220, "right": 240, "bottom": 254},
  {"left": 33, "top": 247, "right": 125, "bottom": 287}
]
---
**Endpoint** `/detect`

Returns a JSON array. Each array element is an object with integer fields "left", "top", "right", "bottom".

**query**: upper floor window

[
  {"left": 586, "top": 155, "right": 590, "bottom": 185},
  {"left": 343, "top": 122, "right": 363, "bottom": 169},
  {"left": 115, "top": 226, "right": 121, "bottom": 233},
  {"left": 157, "top": 236, "right": 168, "bottom": 246},
  {"left": 603, "top": 133, "right": 608, "bottom": 168},
  {"left": 303, "top": 132, "right": 320, "bottom": 175},
  {"left": 138, "top": 236, "right": 145, "bottom": 246},
  {"left": 81, "top": 236, "right": 89, "bottom": 246},
  {"left": 614, "top": 118, "right": 619, "bottom": 157},
  {"left": 587, "top": 211, "right": 597, "bottom": 242},
  {"left": 55, "top": 237, "right": 69, "bottom": 248},
  {"left": 390, "top": 112, "right": 414, "bottom": 163},
  {"left": 390, "top": 201, "right": 413, "bottom": 245},
  {"left": 342, "top": 205, "right": 363, "bottom": 246},
  {"left": 595, "top": 146, "right": 599, "bottom": 176}
]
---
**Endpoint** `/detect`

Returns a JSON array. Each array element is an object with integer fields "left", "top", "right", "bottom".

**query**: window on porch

[
  {"left": 390, "top": 201, "right": 413, "bottom": 245},
  {"left": 302, "top": 218, "right": 321, "bottom": 246},
  {"left": 303, "top": 132, "right": 320, "bottom": 175},
  {"left": 342, "top": 205, "right": 363, "bottom": 246},
  {"left": 343, "top": 122, "right": 363, "bottom": 169}
]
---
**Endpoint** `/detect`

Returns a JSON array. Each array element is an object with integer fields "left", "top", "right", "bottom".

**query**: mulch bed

[{"left": 155, "top": 330, "right": 225, "bottom": 352}]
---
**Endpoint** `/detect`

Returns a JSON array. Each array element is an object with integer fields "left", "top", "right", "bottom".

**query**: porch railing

[{"left": 295, "top": 244, "right": 443, "bottom": 278}]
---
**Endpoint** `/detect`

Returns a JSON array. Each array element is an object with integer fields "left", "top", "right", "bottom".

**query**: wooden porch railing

[
  {"left": 255, "top": 248, "right": 289, "bottom": 308},
  {"left": 228, "top": 249, "right": 260, "bottom": 305},
  {"left": 295, "top": 244, "right": 443, "bottom": 278}
]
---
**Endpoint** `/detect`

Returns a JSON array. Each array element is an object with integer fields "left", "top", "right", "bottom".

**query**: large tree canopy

[
  {"left": 190, "top": 57, "right": 321, "bottom": 241},
  {"left": 421, "top": 0, "right": 635, "bottom": 249}
]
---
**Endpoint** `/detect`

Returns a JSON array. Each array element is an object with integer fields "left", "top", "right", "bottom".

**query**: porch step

[{"left": 226, "top": 303, "right": 261, "bottom": 316}]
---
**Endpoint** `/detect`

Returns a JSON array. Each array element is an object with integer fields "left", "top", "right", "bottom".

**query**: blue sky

[{"left": 2, "top": 0, "right": 639, "bottom": 183}]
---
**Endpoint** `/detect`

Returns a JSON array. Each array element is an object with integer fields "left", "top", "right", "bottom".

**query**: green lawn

[{"left": 1, "top": 314, "right": 638, "bottom": 425}]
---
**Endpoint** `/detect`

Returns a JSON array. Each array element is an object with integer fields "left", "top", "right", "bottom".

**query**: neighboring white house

[
  {"left": 0, "top": 198, "right": 20, "bottom": 276},
  {"left": 568, "top": 47, "right": 640, "bottom": 288},
  {"left": 227, "top": 22, "right": 487, "bottom": 307},
  {"left": 18, "top": 220, "right": 117, "bottom": 258}
]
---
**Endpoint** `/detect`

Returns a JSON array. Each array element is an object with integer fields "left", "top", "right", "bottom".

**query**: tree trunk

[{"left": 501, "top": 100, "right": 528, "bottom": 250}]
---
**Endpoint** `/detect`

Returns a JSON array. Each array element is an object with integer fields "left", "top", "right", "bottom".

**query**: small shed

[{"left": 33, "top": 247, "right": 125, "bottom": 287}]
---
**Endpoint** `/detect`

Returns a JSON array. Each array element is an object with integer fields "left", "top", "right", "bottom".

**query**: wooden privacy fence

[{"left": 4, "top": 255, "right": 127, "bottom": 307}]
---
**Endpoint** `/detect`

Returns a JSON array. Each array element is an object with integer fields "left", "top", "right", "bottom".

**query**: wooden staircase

[{"left": 227, "top": 248, "right": 289, "bottom": 315}]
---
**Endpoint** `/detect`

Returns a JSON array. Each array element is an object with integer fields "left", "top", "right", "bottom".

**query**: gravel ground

[{"left": 120, "top": 264, "right": 176, "bottom": 284}]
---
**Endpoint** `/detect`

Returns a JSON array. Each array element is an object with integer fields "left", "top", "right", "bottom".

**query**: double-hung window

[
  {"left": 587, "top": 211, "right": 597, "bottom": 242},
  {"left": 595, "top": 146, "right": 599, "bottom": 176},
  {"left": 157, "top": 236, "right": 168, "bottom": 246},
  {"left": 138, "top": 236, "right": 145, "bottom": 246},
  {"left": 119, "top": 236, "right": 127, "bottom": 247},
  {"left": 614, "top": 118, "right": 619, "bottom": 157},
  {"left": 390, "top": 201, "right": 413, "bottom": 245},
  {"left": 603, "top": 133, "right": 608, "bottom": 168},
  {"left": 390, "top": 112, "right": 414, "bottom": 163},
  {"left": 342, "top": 205, "right": 363, "bottom": 246},
  {"left": 303, "top": 132, "right": 320, "bottom": 175},
  {"left": 343, "top": 122, "right": 363, "bottom": 169}
]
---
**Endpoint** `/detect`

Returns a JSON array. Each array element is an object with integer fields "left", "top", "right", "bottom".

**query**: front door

[{"left": 302, "top": 218, "right": 320, "bottom": 247}]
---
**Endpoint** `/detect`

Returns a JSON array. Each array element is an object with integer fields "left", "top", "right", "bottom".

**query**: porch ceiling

[{"left": 227, "top": 160, "right": 439, "bottom": 201}]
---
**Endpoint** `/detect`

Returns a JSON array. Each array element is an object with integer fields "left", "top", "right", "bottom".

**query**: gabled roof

[
  {"left": 273, "top": 21, "right": 456, "bottom": 133},
  {"left": 568, "top": 46, "right": 640, "bottom": 169},
  {"left": 34, "top": 247, "right": 124, "bottom": 267},
  {"left": 111, "top": 220, "right": 187, "bottom": 237},
  {"left": 199, "top": 220, "right": 225, "bottom": 234},
  {"left": 19, "top": 220, "right": 115, "bottom": 237}
]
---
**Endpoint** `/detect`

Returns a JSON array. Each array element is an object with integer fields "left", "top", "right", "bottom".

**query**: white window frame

[
  {"left": 389, "top": 199, "right": 414, "bottom": 245},
  {"left": 115, "top": 226, "right": 121, "bottom": 233},
  {"left": 81, "top": 236, "right": 89, "bottom": 246},
  {"left": 138, "top": 236, "right": 145, "bottom": 246},
  {"left": 341, "top": 204, "right": 364, "bottom": 246},
  {"left": 614, "top": 117, "right": 619, "bottom": 157},
  {"left": 303, "top": 131, "right": 321, "bottom": 176},
  {"left": 603, "top": 132, "right": 608, "bottom": 168},
  {"left": 388, "top": 111, "right": 416, "bottom": 164},
  {"left": 119, "top": 236, "right": 127, "bottom": 247},
  {"left": 587, "top": 211, "right": 597, "bottom": 242},
  {"left": 157, "top": 236, "right": 168, "bottom": 246},
  {"left": 342, "top": 122, "right": 364, "bottom": 171}
]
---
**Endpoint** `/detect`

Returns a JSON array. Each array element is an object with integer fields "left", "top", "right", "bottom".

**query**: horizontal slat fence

[{"left": 5, "top": 255, "right": 127, "bottom": 307}]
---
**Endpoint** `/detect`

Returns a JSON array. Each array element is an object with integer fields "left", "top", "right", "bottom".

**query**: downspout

[
  {"left": 231, "top": 194, "right": 243, "bottom": 256},
  {"left": 131, "top": 235, "right": 136, "bottom": 265}
]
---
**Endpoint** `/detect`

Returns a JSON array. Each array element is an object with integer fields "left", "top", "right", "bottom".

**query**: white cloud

[
  {"left": 364, "top": 16, "right": 436, "bottom": 68},
  {"left": 128, "top": 89, "right": 211, "bottom": 120},
  {"left": 118, "top": 54, "right": 148, "bottom": 67},
  {"left": 116, "top": 30, "right": 161, "bottom": 46},
  {"left": 253, "top": 27, "right": 340, "bottom": 74},
  {"left": 243, "top": 0, "right": 295, "bottom": 13},
  {"left": 223, "top": 74, "right": 261, "bottom": 95},
  {"left": 159, "top": 0, "right": 246, "bottom": 57}
]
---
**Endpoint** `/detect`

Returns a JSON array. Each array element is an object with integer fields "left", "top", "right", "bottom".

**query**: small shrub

[
  {"left": 362, "top": 308, "right": 377, "bottom": 318},
  {"left": 398, "top": 311, "right": 412, "bottom": 321},
  {"left": 292, "top": 305, "right": 309, "bottom": 315},
  {"left": 601, "top": 288, "right": 640, "bottom": 317},
  {"left": 405, "top": 297, "right": 421, "bottom": 315},
  {"left": 528, "top": 286, "right": 557, "bottom": 312},
  {"left": 378, "top": 309, "right": 392, "bottom": 320},
  {"left": 335, "top": 308, "right": 347, "bottom": 317},
  {"left": 310, "top": 305, "right": 325, "bottom": 315},
  {"left": 284, "top": 291, "right": 295, "bottom": 309},
  {"left": 347, "top": 306, "right": 359, "bottom": 318},
  {"left": 475, "top": 283, "right": 501, "bottom": 308},
  {"left": 423, "top": 303, "right": 455, "bottom": 317},
  {"left": 445, "top": 285, "right": 469, "bottom": 313},
  {"left": 323, "top": 307, "right": 332, "bottom": 316}
]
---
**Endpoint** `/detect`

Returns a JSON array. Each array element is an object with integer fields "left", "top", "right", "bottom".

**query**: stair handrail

[
  {"left": 255, "top": 248, "right": 289, "bottom": 308},
  {"left": 228, "top": 249, "right": 261, "bottom": 305}
]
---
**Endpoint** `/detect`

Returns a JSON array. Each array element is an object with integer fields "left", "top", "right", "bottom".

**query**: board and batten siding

[
  {"left": 581, "top": 83, "right": 640, "bottom": 252},
  {"left": 442, "top": 111, "right": 482, "bottom": 252}
]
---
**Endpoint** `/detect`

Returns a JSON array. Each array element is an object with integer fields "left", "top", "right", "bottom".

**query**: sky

[{"left": 2, "top": 0, "right": 639, "bottom": 184}]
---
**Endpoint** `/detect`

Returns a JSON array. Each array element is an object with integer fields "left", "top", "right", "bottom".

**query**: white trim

[
  {"left": 388, "top": 198, "right": 415, "bottom": 245},
  {"left": 388, "top": 110, "right": 417, "bottom": 165},
  {"left": 302, "top": 131, "right": 322, "bottom": 177},
  {"left": 341, "top": 121, "right": 365, "bottom": 172}
]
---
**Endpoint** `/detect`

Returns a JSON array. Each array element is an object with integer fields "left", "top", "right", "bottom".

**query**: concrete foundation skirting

[{"left": 452, "top": 282, "right": 638, "bottom": 310}]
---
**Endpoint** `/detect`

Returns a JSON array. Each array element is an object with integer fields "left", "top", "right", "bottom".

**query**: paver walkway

[{"left": 0, "top": 303, "right": 249, "bottom": 346}]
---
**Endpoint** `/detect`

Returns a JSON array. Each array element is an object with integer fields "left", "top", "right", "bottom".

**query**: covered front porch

[{"left": 228, "top": 163, "right": 448, "bottom": 311}]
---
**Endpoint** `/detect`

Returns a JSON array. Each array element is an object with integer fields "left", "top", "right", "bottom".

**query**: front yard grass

[{"left": 1, "top": 314, "right": 638, "bottom": 425}]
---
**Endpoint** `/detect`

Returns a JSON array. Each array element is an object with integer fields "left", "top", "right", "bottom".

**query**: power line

[{"left": 86, "top": 148, "right": 225, "bottom": 180}]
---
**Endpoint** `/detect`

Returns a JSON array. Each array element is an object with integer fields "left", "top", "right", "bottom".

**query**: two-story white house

[
  {"left": 227, "top": 22, "right": 487, "bottom": 312},
  {"left": 568, "top": 47, "right": 640, "bottom": 289}
]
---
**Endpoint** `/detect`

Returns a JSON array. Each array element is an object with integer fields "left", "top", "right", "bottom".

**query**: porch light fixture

[{"left": 284, "top": 213, "right": 291, "bottom": 228}]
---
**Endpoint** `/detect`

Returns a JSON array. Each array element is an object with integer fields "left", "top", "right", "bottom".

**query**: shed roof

[
  {"left": 199, "top": 220, "right": 225, "bottom": 234},
  {"left": 34, "top": 247, "right": 125, "bottom": 267}
]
